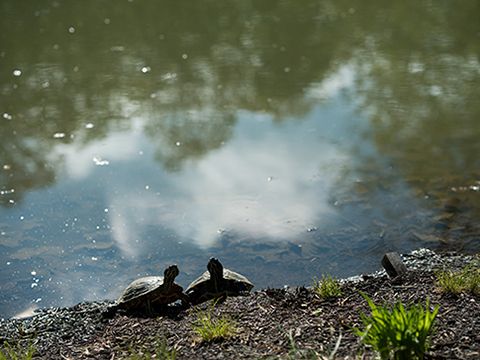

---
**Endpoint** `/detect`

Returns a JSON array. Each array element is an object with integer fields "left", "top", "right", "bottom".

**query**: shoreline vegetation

[{"left": 1, "top": 248, "right": 480, "bottom": 359}]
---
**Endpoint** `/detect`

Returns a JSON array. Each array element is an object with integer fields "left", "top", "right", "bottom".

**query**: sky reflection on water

[
  {"left": 1, "top": 91, "right": 364, "bottom": 319},
  {"left": 46, "top": 67, "right": 359, "bottom": 254},
  {"left": 2, "top": 0, "right": 480, "bottom": 319}
]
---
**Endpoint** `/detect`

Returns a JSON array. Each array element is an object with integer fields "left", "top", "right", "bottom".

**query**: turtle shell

[
  {"left": 117, "top": 276, "right": 184, "bottom": 309},
  {"left": 186, "top": 258, "right": 253, "bottom": 305},
  {"left": 104, "top": 264, "right": 187, "bottom": 317}
]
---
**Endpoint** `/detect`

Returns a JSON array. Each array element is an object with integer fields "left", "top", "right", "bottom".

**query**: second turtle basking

[
  {"left": 103, "top": 264, "right": 189, "bottom": 317},
  {"left": 186, "top": 258, "right": 254, "bottom": 305}
]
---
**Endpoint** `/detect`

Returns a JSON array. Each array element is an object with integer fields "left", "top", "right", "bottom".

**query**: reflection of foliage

[
  {"left": 1, "top": 0, "right": 479, "bottom": 209},
  {"left": 144, "top": 111, "right": 236, "bottom": 172},
  {"left": 0, "top": 120, "right": 57, "bottom": 207},
  {"left": 0, "top": 0, "right": 343, "bottom": 205},
  {"left": 348, "top": 1, "right": 480, "bottom": 186},
  {"left": 328, "top": 2, "right": 480, "bottom": 252}
]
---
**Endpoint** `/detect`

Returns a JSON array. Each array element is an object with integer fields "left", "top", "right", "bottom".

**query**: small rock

[{"left": 381, "top": 252, "right": 407, "bottom": 278}]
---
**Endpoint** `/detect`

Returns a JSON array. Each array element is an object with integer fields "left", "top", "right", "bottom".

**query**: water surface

[{"left": 1, "top": 0, "right": 480, "bottom": 319}]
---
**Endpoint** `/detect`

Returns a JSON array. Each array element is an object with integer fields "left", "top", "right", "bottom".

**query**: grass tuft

[
  {"left": 436, "top": 257, "right": 480, "bottom": 295},
  {"left": 0, "top": 339, "right": 36, "bottom": 360},
  {"left": 311, "top": 273, "right": 342, "bottom": 300},
  {"left": 352, "top": 292, "right": 438, "bottom": 360},
  {"left": 189, "top": 301, "right": 240, "bottom": 342}
]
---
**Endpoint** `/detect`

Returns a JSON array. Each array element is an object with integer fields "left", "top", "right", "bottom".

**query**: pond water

[{"left": 1, "top": 0, "right": 480, "bottom": 319}]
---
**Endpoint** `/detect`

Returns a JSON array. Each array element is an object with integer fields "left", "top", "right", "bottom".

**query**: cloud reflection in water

[{"left": 59, "top": 109, "right": 351, "bottom": 257}]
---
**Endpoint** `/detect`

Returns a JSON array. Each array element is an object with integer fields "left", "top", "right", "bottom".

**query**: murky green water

[{"left": 1, "top": 0, "right": 480, "bottom": 319}]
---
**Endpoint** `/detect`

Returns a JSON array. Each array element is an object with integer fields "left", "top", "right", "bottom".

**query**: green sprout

[
  {"left": 0, "top": 339, "right": 36, "bottom": 360},
  {"left": 311, "top": 273, "right": 342, "bottom": 300},
  {"left": 189, "top": 300, "right": 240, "bottom": 342},
  {"left": 352, "top": 292, "right": 438, "bottom": 360},
  {"left": 436, "top": 257, "right": 480, "bottom": 295}
]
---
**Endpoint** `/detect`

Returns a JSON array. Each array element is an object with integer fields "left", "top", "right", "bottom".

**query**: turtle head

[
  {"left": 207, "top": 258, "right": 224, "bottom": 281},
  {"left": 163, "top": 264, "right": 180, "bottom": 287}
]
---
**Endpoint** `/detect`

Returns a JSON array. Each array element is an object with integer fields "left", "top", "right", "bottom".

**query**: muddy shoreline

[{"left": 1, "top": 248, "right": 479, "bottom": 359}]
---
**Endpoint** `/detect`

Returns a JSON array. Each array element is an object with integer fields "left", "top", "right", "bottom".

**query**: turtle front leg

[
  {"left": 179, "top": 293, "right": 191, "bottom": 309},
  {"left": 145, "top": 299, "right": 157, "bottom": 316}
]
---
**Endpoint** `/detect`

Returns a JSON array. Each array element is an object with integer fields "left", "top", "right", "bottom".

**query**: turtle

[
  {"left": 185, "top": 258, "right": 254, "bottom": 305},
  {"left": 103, "top": 264, "right": 189, "bottom": 318}
]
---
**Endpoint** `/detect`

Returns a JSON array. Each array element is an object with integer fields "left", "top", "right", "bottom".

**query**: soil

[{"left": 1, "top": 248, "right": 480, "bottom": 359}]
